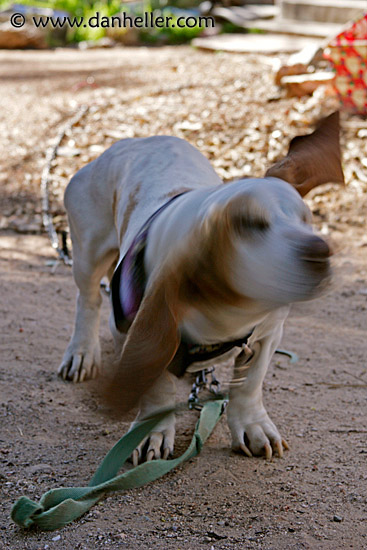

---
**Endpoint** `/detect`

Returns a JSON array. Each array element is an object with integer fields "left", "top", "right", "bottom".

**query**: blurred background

[{"left": 0, "top": 0, "right": 366, "bottom": 237}]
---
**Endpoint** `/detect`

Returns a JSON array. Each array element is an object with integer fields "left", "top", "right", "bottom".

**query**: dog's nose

[{"left": 300, "top": 235, "right": 330, "bottom": 262}]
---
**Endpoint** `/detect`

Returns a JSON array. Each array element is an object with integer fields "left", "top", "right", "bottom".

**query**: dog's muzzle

[{"left": 299, "top": 235, "right": 331, "bottom": 274}]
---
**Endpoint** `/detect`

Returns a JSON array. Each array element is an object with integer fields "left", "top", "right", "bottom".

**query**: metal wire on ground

[{"left": 40, "top": 104, "right": 89, "bottom": 266}]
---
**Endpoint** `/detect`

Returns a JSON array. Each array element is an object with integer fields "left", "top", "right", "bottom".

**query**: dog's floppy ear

[
  {"left": 102, "top": 272, "right": 184, "bottom": 414},
  {"left": 265, "top": 111, "right": 345, "bottom": 197},
  {"left": 177, "top": 198, "right": 257, "bottom": 311}
]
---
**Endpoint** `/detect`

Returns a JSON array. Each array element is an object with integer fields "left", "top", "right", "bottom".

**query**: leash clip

[{"left": 188, "top": 367, "right": 221, "bottom": 410}]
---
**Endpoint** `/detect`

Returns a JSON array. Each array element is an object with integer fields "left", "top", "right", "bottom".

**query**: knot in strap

[{"left": 11, "top": 496, "right": 43, "bottom": 528}]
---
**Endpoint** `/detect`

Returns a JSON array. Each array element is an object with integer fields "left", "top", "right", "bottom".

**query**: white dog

[{"left": 59, "top": 112, "right": 344, "bottom": 464}]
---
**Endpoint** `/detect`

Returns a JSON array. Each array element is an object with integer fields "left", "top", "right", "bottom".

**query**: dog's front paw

[
  {"left": 58, "top": 341, "right": 101, "bottom": 382},
  {"left": 227, "top": 403, "right": 288, "bottom": 460},
  {"left": 131, "top": 413, "right": 176, "bottom": 466}
]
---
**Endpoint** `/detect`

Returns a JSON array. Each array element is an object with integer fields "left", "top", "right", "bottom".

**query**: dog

[{"left": 58, "top": 112, "right": 344, "bottom": 464}]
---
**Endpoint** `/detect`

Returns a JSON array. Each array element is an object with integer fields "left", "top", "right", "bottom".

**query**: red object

[{"left": 324, "top": 13, "right": 367, "bottom": 115}]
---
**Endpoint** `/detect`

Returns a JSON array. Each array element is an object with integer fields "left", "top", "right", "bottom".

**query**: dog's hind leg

[{"left": 58, "top": 171, "right": 119, "bottom": 382}]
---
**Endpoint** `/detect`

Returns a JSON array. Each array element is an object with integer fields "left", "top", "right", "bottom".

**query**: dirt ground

[{"left": 1, "top": 46, "right": 366, "bottom": 550}]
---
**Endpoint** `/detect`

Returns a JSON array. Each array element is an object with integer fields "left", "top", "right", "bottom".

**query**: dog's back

[{"left": 67, "top": 136, "right": 222, "bottom": 258}]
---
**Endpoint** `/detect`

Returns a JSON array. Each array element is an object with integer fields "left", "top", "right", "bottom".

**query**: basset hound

[{"left": 58, "top": 112, "right": 344, "bottom": 464}]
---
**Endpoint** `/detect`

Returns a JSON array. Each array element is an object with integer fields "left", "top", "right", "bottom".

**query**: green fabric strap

[{"left": 11, "top": 399, "right": 225, "bottom": 531}]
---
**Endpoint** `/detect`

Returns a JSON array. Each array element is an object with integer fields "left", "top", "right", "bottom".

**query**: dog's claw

[
  {"left": 239, "top": 442, "right": 253, "bottom": 458},
  {"left": 146, "top": 450, "right": 155, "bottom": 462},
  {"left": 282, "top": 438, "right": 290, "bottom": 451},
  {"left": 58, "top": 345, "right": 100, "bottom": 383},
  {"left": 128, "top": 407, "right": 175, "bottom": 465},
  {"left": 132, "top": 450, "right": 139, "bottom": 467},
  {"left": 130, "top": 427, "right": 174, "bottom": 465},
  {"left": 228, "top": 402, "right": 288, "bottom": 461},
  {"left": 264, "top": 442, "right": 272, "bottom": 460},
  {"left": 72, "top": 370, "right": 80, "bottom": 383},
  {"left": 275, "top": 440, "right": 283, "bottom": 458}
]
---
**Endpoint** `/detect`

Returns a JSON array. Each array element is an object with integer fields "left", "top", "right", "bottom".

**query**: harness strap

[
  {"left": 111, "top": 193, "right": 186, "bottom": 333},
  {"left": 185, "top": 334, "right": 253, "bottom": 364}
]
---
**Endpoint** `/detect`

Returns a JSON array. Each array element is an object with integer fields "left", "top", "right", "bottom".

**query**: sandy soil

[{"left": 0, "top": 46, "right": 366, "bottom": 549}]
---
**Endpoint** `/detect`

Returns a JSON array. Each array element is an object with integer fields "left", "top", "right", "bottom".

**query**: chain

[
  {"left": 188, "top": 367, "right": 225, "bottom": 410},
  {"left": 41, "top": 104, "right": 89, "bottom": 267}
]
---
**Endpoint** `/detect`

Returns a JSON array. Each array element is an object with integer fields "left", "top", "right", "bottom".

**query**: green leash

[
  {"left": 275, "top": 349, "right": 298, "bottom": 364},
  {"left": 11, "top": 399, "right": 225, "bottom": 531},
  {"left": 11, "top": 348, "right": 296, "bottom": 531}
]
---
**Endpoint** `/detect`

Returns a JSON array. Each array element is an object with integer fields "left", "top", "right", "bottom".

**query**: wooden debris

[
  {"left": 280, "top": 72, "right": 335, "bottom": 97},
  {"left": 274, "top": 43, "right": 324, "bottom": 85}
]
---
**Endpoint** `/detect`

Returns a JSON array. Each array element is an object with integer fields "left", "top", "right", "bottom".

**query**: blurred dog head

[
  {"left": 180, "top": 111, "right": 344, "bottom": 311},
  {"left": 207, "top": 177, "right": 331, "bottom": 308},
  {"left": 167, "top": 177, "right": 327, "bottom": 311}
]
